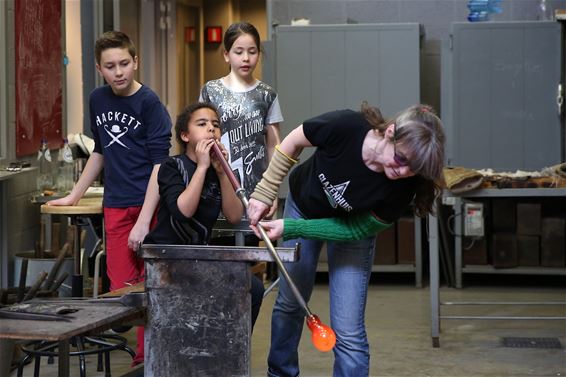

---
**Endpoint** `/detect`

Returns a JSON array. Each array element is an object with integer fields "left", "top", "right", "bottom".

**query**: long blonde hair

[{"left": 361, "top": 102, "right": 445, "bottom": 216}]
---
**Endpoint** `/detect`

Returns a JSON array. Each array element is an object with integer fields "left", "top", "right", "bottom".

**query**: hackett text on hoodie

[{"left": 90, "top": 85, "right": 172, "bottom": 207}]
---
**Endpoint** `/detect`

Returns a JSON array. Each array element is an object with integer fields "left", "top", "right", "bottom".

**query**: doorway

[{"left": 176, "top": 3, "right": 202, "bottom": 111}]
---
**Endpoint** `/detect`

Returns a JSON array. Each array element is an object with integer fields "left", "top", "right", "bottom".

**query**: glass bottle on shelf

[
  {"left": 57, "top": 138, "right": 74, "bottom": 193},
  {"left": 36, "top": 138, "right": 53, "bottom": 192}
]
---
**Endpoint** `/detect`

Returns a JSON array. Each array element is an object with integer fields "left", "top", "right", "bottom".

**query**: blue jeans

[{"left": 267, "top": 193, "right": 375, "bottom": 377}]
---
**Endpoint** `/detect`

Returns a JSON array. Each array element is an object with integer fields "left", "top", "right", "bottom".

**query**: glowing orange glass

[{"left": 306, "top": 314, "right": 336, "bottom": 352}]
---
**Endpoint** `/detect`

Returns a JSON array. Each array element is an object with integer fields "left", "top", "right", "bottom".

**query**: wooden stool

[
  {"left": 41, "top": 198, "right": 103, "bottom": 297},
  {"left": 17, "top": 334, "right": 134, "bottom": 377}
]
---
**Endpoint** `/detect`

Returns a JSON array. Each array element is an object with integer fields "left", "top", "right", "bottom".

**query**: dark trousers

[{"left": 251, "top": 274, "right": 265, "bottom": 330}]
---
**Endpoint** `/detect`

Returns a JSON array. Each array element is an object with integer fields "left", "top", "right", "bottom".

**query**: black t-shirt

[
  {"left": 144, "top": 154, "right": 221, "bottom": 245},
  {"left": 289, "top": 109, "right": 417, "bottom": 223}
]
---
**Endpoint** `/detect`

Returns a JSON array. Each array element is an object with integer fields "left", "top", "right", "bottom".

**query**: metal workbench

[{"left": 141, "top": 244, "right": 298, "bottom": 376}]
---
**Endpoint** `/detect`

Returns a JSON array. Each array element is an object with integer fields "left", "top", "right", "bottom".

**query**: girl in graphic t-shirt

[
  {"left": 199, "top": 22, "right": 283, "bottom": 218},
  {"left": 199, "top": 22, "right": 281, "bottom": 333}
]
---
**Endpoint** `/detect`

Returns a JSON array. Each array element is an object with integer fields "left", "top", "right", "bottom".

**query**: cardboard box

[
  {"left": 396, "top": 217, "right": 415, "bottom": 264},
  {"left": 516, "top": 203, "right": 541, "bottom": 235},
  {"left": 517, "top": 235, "right": 540, "bottom": 267},
  {"left": 540, "top": 218, "right": 565, "bottom": 267},
  {"left": 374, "top": 225, "right": 396, "bottom": 265},
  {"left": 463, "top": 237, "right": 488, "bottom": 265},
  {"left": 492, "top": 199, "right": 516, "bottom": 232},
  {"left": 491, "top": 233, "right": 518, "bottom": 268}
]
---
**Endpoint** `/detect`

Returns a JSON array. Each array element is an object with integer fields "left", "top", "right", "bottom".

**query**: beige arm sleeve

[{"left": 250, "top": 145, "right": 298, "bottom": 206}]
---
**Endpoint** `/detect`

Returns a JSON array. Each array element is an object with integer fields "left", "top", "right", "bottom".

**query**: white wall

[{"left": 65, "top": 0, "right": 84, "bottom": 137}]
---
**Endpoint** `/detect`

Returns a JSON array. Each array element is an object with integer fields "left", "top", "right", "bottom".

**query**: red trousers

[{"left": 104, "top": 206, "right": 149, "bottom": 365}]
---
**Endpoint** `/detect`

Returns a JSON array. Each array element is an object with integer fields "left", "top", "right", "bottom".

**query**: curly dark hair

[{"left": 175, "top": 103, "right": 220, "bottom": 151}]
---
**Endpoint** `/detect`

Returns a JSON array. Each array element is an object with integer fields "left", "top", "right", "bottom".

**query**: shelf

[
  {"left": 463, "top": 265, "right": 566, "bottom": 275},
  {"left": 444, "top": 192, "right": 566, "bottom": 288},
  {"left": 317, "top": 262, "right": 416, "bottom": 273},
  {"left": 446, "top": 188, "right": 566, "bottom": 198}
]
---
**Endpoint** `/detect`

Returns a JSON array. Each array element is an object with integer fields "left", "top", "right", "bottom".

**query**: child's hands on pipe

[{"left": 195, "top": 139, "right": 215, "bottom": 168}]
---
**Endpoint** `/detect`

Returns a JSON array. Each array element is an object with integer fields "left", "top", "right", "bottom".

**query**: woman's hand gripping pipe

[{"left": 210, "top": 142, "right": 336, "bottom": 352}]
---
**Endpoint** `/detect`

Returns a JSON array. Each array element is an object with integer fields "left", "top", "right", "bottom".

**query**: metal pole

[{"left": 211, "top": 142, "right": 312, "bottom": 316}]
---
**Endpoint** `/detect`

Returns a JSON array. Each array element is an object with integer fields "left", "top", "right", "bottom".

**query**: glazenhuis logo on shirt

[
  {"left": 95, "top": 111, "right": 142, "bottom": 150},
  {"left": 318, "top": 173, "right": 353, "bottom": 212}
]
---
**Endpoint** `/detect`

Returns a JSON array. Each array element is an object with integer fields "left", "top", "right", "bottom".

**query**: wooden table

[
  {"left": 41, "top": 198, "right": 103, "bottom": 297},
  {"left": 0, "top": 301, "right": 143, "bottom": 377}
]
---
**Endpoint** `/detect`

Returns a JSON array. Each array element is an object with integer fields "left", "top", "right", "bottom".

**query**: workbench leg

[
  {"left": 454, "top": 197, "right": 463, "bottom": 289},
  {"left": 0, "top": 339, "right": 15, "bottom": 377},
  {"left": 71, "top": 216, "right": 83, "bottom": 297},
  {"left": 58, "top": 339, "right": 70, "bottom": 377},
  {"left": 43, "top": 213, "right": 52, "bottom": 253},
  {"left": 235, "top": 231, "right": 245, "bottom": 246},
  {"left": 414, "top": 216, "right": 422, "bottom": 288},
  {"left": 428, "top": 213, "right": 441, "bottom": 347}
]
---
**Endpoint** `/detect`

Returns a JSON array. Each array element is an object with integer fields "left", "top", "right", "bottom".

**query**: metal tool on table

[
  {"left": 36, "top": 292, "right": 147, "bottom": 308},
  {"left": 0, "top": 291, "right": 147, "bottom": 322},
  {"left": 211, "top": 142, "right": 336, "bottom": 352},
  {"left": 90, "top": 292, "right": 147, "bottom": 307},
  {"left": 0, "top": 310, "right": 72, "bottom": 321},
  {"left": 0, "top": 303, "right": 77, "bottom": 321}
]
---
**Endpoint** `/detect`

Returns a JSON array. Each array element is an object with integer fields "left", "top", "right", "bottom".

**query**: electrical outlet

[{"left": 464, "top": 202, "right": 484, "bottom": 237}]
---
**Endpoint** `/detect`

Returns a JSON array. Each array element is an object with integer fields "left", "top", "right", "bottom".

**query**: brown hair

[
  {"left": 361, "top": 102, "right": 445, "bottom": 216},
  {"left": 94, "top": 31, "right": 136, "bottom": 65},
  {"left": 223, "top": 22, "right": 261, "bottom": 52}
]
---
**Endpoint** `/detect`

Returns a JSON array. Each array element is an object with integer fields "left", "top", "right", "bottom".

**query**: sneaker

[
  {"left": 131, "top": 359, "right": 143, "bottom": 368},
  {"left": 110, "top": 325, "right": 133, "bottom": 334},
  {"left": 131, "top": 353, "right": 144, "bottom": 368}
]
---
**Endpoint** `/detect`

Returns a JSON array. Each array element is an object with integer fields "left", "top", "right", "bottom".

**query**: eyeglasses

[{"left": 392, "top": 123, "right": 410, "bottom": 167}]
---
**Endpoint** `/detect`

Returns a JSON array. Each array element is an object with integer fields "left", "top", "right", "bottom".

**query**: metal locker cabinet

[
  {"left": 442, "top": 21, "right": 562, "bottom": 170},
  {"left": 267, "top": 23, "right": 422, "bottom": 285},
  {"left": 271, "top": 23, "right": 421, "bottom": 195}
]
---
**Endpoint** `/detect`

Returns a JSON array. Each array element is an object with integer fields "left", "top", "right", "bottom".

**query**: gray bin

[{"left": 13, "top": 252, "right": 74, "bottom": 297}]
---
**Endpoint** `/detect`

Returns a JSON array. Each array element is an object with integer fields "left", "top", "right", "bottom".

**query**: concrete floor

[{"left": 11, "top": 276, "right": 566, "bottom": 377}]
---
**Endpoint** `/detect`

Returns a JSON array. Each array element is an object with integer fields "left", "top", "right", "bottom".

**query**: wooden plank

[
  {"left": 40, "top": 198, "right": 103, "bottom": 215},
  {"left": 99, "top": 281, "right": 145, "bottom": 297}
]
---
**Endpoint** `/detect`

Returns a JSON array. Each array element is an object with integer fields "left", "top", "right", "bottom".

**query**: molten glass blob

[{"left": 306, "top": 314, "right": 336, "bottom": 352}]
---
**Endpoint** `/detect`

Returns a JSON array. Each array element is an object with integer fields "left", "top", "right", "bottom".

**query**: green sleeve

[{"left": 283, "top": 213, "right": 392, "bottom": 241}]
